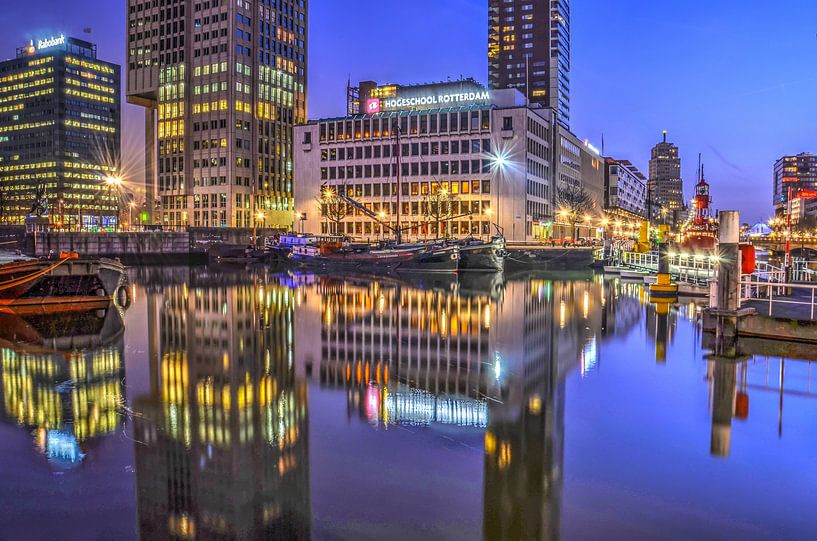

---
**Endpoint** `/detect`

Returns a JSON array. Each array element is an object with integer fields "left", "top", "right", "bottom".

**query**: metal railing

[
  {"left": 613, "top": 251, "right": 717, "bottom": 285},
  {"left": 740, "top": 277, "right": 817, "bottom": 318}
]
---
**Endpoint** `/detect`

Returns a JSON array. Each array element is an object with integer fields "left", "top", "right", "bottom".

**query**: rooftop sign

[
  {"left": 37, "top": 35, "right": 66, "bottom": 50},
  {"left": 380, "top": 90, "right": 491, "bottom": 111}
]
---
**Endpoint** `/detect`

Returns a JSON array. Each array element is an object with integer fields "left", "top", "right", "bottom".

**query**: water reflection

[
  {"left": 133, "top": 268, "right": 310, "bottom": 540},
  {"left": 0, "top": 304, "right": 126, "bottom": 467},
  {"left": 3, "top": 267, "right": 815, "bottom": 539}
]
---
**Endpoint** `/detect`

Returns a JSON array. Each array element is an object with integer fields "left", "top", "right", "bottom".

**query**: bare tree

[
  {"left": 423, "top": 189, "right": 458, "bottom": 239},
  {"left": 557, "top": 183, "right": 594, "bottom": 241},
  {"left": 317, "top": 187, "right": 349, "bottom": 235}
]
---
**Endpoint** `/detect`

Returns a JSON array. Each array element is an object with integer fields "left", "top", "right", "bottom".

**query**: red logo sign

[
  {"left": 365, "top": 99, "right": 381, "bottom": 114},
  {"left": 798, "top": 190, "right": 817, "bottom": 199}
]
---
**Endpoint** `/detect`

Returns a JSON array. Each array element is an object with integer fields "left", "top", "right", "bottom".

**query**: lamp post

[
  {"left": 104, "top": 175, "right": 122, "bottom": 231},
  {"left": 129, "top": 201, "right": 136, "bottom": 231}
]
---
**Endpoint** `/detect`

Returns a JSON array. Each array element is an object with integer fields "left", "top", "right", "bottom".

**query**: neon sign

[
  {"left": 37, "top": 35, "right": 66, "bottom": 50},
  {"left": 381, "top": 90, "right": 491, "bottom": 111}
]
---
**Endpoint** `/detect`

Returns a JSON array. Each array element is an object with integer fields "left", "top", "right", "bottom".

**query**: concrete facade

[
  {"left": 293, "top": 86, "right": 557, "bottom": 243},
  {"left": 649, "top": 131, "right": 685, "bottom": 223},
  {"left": 126, "top": 0, "right": 308, "bottom": 229}
]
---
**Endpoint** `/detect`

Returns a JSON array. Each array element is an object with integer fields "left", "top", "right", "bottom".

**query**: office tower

[
  {"left": 126, "top": 0, "right": 308, "bottom": 228},
  {"left": 773, "top": 152, "right": 817, "bottom": 218},
  {"left": 0, "top": 35, "right": 120, "bottom": 227},
  {"left": 489, "top": 0, "right": 571, "bottom": 127},
  {"left": 648, "top": 131, "right": 684, "bottom": 222}
]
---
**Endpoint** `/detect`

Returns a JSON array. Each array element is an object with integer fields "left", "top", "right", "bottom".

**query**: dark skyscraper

[
  {"left": 126, "top": 0, "right": 308, "bottom": 228},
  {"left": 0, "top": 35, "right": 120, "bottom": 226},
  {"left": 488, "top": 0, "right": 570, "bottom": 127}
]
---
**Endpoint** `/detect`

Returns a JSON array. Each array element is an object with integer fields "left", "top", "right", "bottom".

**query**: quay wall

[{"left": 29, "top": 232, "right": 199, "bottom": 264}]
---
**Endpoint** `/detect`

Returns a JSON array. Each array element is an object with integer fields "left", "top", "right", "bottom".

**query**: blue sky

[{"left": 2, "top": 0, "right": 816, "bottom": 222}]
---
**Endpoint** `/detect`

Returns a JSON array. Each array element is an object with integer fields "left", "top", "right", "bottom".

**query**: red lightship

[{"left": 680, "top": 165, "right": 718, "bottom": 251}]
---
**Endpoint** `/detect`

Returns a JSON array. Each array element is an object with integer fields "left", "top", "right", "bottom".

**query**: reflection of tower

[
  {"left": 134, "top": 270, "right": 311, "bottom": 539},
  {"left": 707, "top": 358, "right": 749, "bottom": 457},
  {"left": 0, "top": 306, "right": 126, "bottom": 466},
  {"left": 483, "top": 279, "right": 590, "bottom": 541}
]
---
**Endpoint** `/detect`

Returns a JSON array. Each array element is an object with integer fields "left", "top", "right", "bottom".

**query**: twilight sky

[{"left": 2, "top": 0, "right": 816, "bottom": 223}]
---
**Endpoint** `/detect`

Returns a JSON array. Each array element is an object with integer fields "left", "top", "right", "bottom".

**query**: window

[{"left": 502, "top": 116, "right": 513, "bottom": 130}]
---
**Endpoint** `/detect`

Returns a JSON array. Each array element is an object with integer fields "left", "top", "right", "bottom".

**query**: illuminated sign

[
  {"left": 798, "top": 190, "right": 817, "bottom": 199},
  {"left": 365, "top": 98, "right": 381, "bottom": 114},
  {"left": 37, "top": 35, "right": 65, "bottom": 50},
  {"left": 381, "top": 90, "right": 491, "bottom": 111}
]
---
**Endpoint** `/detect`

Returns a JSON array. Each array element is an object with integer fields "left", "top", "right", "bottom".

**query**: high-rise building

[
  {"left": 773, "top": 153, "right": 817, "bottom": 218},
  {"left": 0, "top": 35, "right": 120, "bottom": 227},
  {"left": 126, "top": 0, "right": 308, "bottom": 228},
  {"left": 488, "top": 0, "right": 571, "bottom": 127},
  {"left": 648, "top": 131, "right": 684, "bottom": 223}
]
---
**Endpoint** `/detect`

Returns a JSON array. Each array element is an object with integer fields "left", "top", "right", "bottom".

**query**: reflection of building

[
  {"left": 134, "top": 272, "right": 310, "bottom": 539},
  {"left": 295, "top": 273, "right": 599, "bottom": 540},
  {"left": 296, "top": 277, "right": 500, "bottom": 426},
  {"left": 126, "top": 0, "right": 308, "bottom": 227},
  {"left": 0, "top": 35, "right": 120, "bottom": 226},
  {"left": 0, "top": 306, "right": 126, "bottom": 466}
]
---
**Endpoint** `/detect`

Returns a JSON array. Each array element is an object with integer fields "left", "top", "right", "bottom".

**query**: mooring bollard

[{"left": 717, "top": 211, "right": 741, "bottom": 312}]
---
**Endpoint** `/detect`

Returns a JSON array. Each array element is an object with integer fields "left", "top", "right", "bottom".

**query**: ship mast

[{"left": 394, "top": 121, "right": 403, "bottom": 244}]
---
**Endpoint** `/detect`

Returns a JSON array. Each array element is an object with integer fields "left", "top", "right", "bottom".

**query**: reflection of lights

[
  {"left": 583, "top": 291, "right": 589, "bottom": 319},
  {"left": 560, "top": 300, "right": 567, "bottom": 328},
  {"left": 483, "top": 304, "right": 491, "bottom": 328},
  {"left": 378, "top": 294, "right": 386, "bottom": 314},
  {"left": 494, "top": 353, "right": 502, "bottom": 381},
  {"left": 46, "top": 431, "right": 85, "bottom": 464},
  {"left": 485, "top": 431, "right": 497, "bottom": 454},
  {"left": 581, "top": 337, "right": 598, "bottom": 377},
  {"left": 528, "top": 395, "right": 542, "bottom": 415},
  {"left": 366, "top": 384, "right": 380, "bottom": 424}
]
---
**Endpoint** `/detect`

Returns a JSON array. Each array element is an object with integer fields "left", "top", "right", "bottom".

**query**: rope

[
  {"left": 0, "top": 258, "right": 71, "bottom": 292},
  {"left": 0, "top": 240, "right": 18, "bottom": 245}
]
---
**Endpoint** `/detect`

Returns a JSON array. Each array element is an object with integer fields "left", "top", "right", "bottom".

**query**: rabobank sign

[
  {"left": 36, "top": 35, "right": 66, "bottom": 50},
  {"left": 382, "top": 90, "right": 491, "bottom": 111}
]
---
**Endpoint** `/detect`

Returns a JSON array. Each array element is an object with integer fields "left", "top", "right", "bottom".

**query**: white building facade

[
  {"left": 293, "top": 85, "right": 555, "bottom": 242},
  {"left": 604, "top": 158, "right": 648, "bottom": 221}
]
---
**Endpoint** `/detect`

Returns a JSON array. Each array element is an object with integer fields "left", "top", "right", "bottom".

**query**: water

[{"left": 1, "top": 267, "right": 816, "bottom": 541}]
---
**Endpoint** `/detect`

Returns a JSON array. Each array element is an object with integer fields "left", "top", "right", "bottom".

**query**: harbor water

[{"left": 0, "top": 266, "right": 815, "bottom": 540}]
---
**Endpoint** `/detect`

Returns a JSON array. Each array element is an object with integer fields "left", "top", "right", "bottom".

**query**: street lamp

[
  {"left": 104, "top": 175, "right": 122, "bottom": 231},
  {"left": 129, "top": 201, "right": 136, "bottom": 231}
]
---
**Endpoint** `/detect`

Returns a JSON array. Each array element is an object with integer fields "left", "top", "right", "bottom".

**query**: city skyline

[{"left": 0, "top": 1, "right": 816, "bottom": 223}]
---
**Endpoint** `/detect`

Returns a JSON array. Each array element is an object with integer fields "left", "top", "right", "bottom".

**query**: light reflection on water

[{"left": 0, "top": 267, "right": 815, "bottom": 540}]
